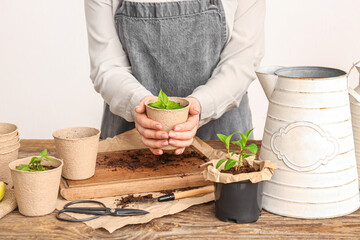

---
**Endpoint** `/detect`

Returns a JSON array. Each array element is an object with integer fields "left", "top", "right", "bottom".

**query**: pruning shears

[{"left": 56, "top": 200, "right": 149, "bottom": 222}]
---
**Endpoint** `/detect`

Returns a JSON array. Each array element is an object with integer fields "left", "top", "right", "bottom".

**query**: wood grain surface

[
  {"left": 60, "top": 146, "right": 210, "bottom": 200},
  {"left": 0, "top": 139, "right": 359, "bottom": 239}
]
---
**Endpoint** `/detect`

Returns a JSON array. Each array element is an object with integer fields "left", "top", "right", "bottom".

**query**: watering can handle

[{"left": 348, "top": 60, "right": 360, "bottom": 103}]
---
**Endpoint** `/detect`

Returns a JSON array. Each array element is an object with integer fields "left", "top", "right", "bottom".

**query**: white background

[{"left": 1, "top": 0, "right": 360, "bottom": 139}]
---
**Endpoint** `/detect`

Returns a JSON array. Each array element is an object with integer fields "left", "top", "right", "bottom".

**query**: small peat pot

[
  {"left": 0, "top": 143, "right": 20, "bottom": 187},
  {"left": 0, "top": 123, "right": 18, "bottom": 142},
  {"left": 214, "top": 180, "right": 263, "bottom": 223},
  {"left": 9, "top": 157, "right": 63, "bottom": 216},
  {"left": 145, "top": 97, "right": 190, "bottom": 150},
  {"left": 52, "top": 127, "right": 100, "bottom": 180}
]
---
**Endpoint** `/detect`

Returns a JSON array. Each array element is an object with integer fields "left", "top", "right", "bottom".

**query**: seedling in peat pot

[
  {"left": 149, "top": 89, "right": 185, "bottom": 110},
  {"left": 16, "top": 149, "right": 54, "bottom": 172},
  {"left": 216, "top": 129, "right": 258, "bottom": 171}
]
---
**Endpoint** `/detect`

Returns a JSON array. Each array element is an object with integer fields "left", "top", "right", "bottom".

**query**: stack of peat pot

[
  {"left": 0, "top": 123, "right": 20, "bottom": 187},
  {"left": 256, "top": 66, "right": 360, "bottom": 218},
  {"left": 348, "top": 60, "right": 360, "bottom": 187}
]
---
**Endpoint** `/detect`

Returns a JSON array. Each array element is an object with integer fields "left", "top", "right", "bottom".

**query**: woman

[{"left": 85, "top": 0, "right": 265, "bottom": 155}]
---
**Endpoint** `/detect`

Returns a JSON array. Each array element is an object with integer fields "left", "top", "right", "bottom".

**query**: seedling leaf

[
  {"left": 225, "top": 133, "right": 234, "bottom": 150},
  {"left": 158, "top": 89, "right": 169, "bottom": 105},
  {"left": 149, "top": 101, "right": 166, "bottom": 109},
  {"left": 216, "top": 159, "right": 228, "bottom": 169},
  {"left": 243, "top": 153, "right": 255, "bottom": 159},
  {"left": 16, "top": 149, "right": 54, "bottom": 172},
  {"left": 224, "top": 159, "right": 237, "bottom": 171},
  {"left": 40, "top": 149, "right": 47, "bottom": 157},
  {"left": 44, "top": 156, "right": 54, "bottom": 161},
  {"left": 217, "top": 134, "right": 227, "bottom": 144},
  {"left": 245, "top": 144, "right": 258, "bottom": 154},
  {"left": 245, "top": 128, "right": 254, "bottom": 140}
]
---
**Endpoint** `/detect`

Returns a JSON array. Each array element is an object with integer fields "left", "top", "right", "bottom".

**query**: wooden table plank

[{"left": 0, "top": 139, "right": 359, "bottom": 239}]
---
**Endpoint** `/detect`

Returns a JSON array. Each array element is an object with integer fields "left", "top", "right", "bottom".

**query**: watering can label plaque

[{"left": 271, "top": 121, "right": 339, "bottom": 172}]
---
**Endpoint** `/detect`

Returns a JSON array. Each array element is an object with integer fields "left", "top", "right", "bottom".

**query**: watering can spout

[{"left": 256, "top": 66, "right": 283, "bottom": 100}]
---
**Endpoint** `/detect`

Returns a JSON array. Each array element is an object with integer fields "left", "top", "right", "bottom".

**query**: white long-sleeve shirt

[{"left": 85, "top": 0, "right": 265, "bottom": 126}]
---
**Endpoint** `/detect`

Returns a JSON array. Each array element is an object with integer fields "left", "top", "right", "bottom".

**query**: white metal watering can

[
  {"left": 256, "top": 65, "right": 360, "bottom": 219},
  {"left": 348, "top": 60, "right": 360, "bottom": 187}
]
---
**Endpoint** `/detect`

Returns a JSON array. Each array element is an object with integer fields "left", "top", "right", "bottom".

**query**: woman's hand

[
  {"left": 169, "top": 97, "right": 201, "bottom": 155},
  {"left": 134, "top": 96, "right": 169, "bottom": 155}
]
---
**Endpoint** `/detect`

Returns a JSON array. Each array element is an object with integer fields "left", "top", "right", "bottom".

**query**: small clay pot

[
  {"left": 214, "top": 180, "right": 263, "bottom": 223},
  {"left": 0, "top": 123, "right": 18, "bottom": 142},
  {"left": 145, "top": 97, "right": 190, "bottom": 150},
  {"left": 0, "top": 143, "right": 20, "bottom": 187},
  {"left": 0, "top": 133, "right": 19, "bottom": 147},
  {"left": 52, "top": 127, "right": 100, "bottom": 180},
  {"left": 9, "top": 157, "right": 63, "bottom": 216}
]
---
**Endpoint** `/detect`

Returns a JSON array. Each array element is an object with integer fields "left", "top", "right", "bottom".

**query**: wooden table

[{"left": 1, "top": 140, "right": 359, "bottom": 239}]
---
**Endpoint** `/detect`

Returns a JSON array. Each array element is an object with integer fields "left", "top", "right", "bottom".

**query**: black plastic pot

[{"left": 214, "top": 180, "right": 263, "bottom": 223}]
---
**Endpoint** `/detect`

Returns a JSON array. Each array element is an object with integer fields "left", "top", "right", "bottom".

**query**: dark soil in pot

[{"left": 215, "top": 179, "right": 263, "bottom": 223}]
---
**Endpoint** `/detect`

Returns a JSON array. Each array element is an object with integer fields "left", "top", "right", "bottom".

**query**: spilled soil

[
  {"left": 96, "top": 146, "right": 208, "bottom": 172},
  {"left": 115, "top": 194, "right": 153, "bottom": 208}
]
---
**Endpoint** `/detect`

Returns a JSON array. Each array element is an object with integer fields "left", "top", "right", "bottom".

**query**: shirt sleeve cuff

[{"left": 188, "top": 86, "right": 215, "bottom": 127}]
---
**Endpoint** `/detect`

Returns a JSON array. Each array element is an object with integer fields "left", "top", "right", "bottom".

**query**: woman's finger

[
  {"left": 141, "top": 136, "right": 169, "bottom": 149},
  {"left": 149, "top": 148, "right": 163, "bottom": 155},
  {"left": 168, "top": 138, "right": 194, "bottom": 148},
  {"left": 168, "top": 127, "right": 196, "bottom": 140},
  {"left": 136, "top": 124, "right": 168, "bottom": 139},
  {"left": 135, "top": 95, "right": 155, "bottom": 114},
  {"left": 135, "top": 113, "right": 162, "bottom": 130},
  {"left": 173, "top": 114, "right": 199, "bottom": 132},
  {"left": 174, "top": 147, "right": 185, "bottom": 155}
]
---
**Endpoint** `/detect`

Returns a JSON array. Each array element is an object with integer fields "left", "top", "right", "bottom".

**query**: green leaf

[
  {"left": 172, "top": 105, "right": 185, "bottom": 109},
  {"left": 245, "top": 144, "right": 258, "bottom": 154},
  {"left": 225, "top": 133, "right": 234, "bottom": 150},
  {"left": 245, "top": 128, "right": 254, "bottom": 140},
  {"left": 231, "top": 140, "right": 244, "bottom": 148},
  {"left": 149, "top": 101, "right": 166, "bottom": 109},
  {"left": 16, "top": 164, "right": 31, "bottom": 171},
  {"left": 216, "top": 159, "right": 228, "bottom": 169},
  {"left": 166, "top": 101, "right": 181, "bottom": 110},
  {"left": 230, "top": 151, "right": 239, "bottom": 157},
  {"left": 239, "top": 132, "right": 247, "bottom": 147},
  {"left": 217, "top": 134, "right": 227, "bottom": 144},
  {"left": 44, "top": 156, "right": 54, "bottom": 162},
  {"left": 40, "top": 149, "right": 47, "bottom": 157},
  {"left": 29, "top": 156, "right": 38, "bottom": 165},
  {"left": 37, "top": 165, "right": 48, "bottom": 171},
  {"left": 158, "top": 89, "right": 169, "bottom": 105},
  {"left": 224, "top": 159, "right": 237, "bottom": 171},
  {"left": 243, "top": 153, "right": 255, "bottom": 159}
]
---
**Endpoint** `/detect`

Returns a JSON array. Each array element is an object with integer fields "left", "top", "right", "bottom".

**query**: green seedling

[
  {"left": 216, "top": 129, "right": 258, "bottom": 171},
  {"left": 16, "top": 149, "right": 54, "bottom": 172},
  {"left": 149, "top": 89, "right": 185, "bottom": 110}
]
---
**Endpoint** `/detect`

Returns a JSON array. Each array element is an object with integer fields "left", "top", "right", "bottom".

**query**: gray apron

[{"left": 100, "top": 0, "right": 253, "bottom": 140}]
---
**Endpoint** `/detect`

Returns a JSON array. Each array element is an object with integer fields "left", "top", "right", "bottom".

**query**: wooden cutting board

[{"left": 60, "top": 146, "right": 211, "bottom": 200}]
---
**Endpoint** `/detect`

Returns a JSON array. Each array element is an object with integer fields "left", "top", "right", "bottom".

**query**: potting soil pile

[{"left": 56, "top": 129, "right": 228, "bottom": 233}]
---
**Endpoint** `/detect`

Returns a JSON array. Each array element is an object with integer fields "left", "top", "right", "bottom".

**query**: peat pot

[
  {"left": 0, "top": 123, "right": 18, "bottom": 142},
  {"left": 256, "top": 66, "right": 360, "bottom": 219},
  {"left": 53, "top": 127, "right": 100, "bottom": 180},
  {"left": 145, "top": 97, "right": 190, "bottom": 150},
  {"left": 215, "top": 181, "right": 263, "bottom": 223},
  {"left": 0, "top": 143, "right": 20, "bottom": 187},
  {"left": 9, "top": 157, "right": 63, "bottom": 216}
]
